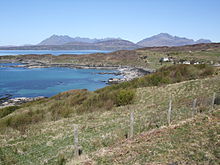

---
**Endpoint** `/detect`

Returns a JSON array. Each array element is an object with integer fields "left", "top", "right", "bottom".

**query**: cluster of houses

[{"left": 159, "top": 57, "right": 201, "bottom": 65}]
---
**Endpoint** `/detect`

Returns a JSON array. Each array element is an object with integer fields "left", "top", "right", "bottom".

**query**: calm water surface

[
  {"left": 0, "top": 63, "right": 121, "bottom": 98},
  {"left": 0, "top": 50, "right": 111, "bottom": 56}
]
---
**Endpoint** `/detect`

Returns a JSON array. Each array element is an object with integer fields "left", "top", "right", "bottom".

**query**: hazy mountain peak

[
  {"left": 196, "top": 39, "right": 212, "bottom": 44},
  {"left": 38, "top": 35, "right": 123, "bottom": 45},
  {"left": 38, "top": 35, "right": 75, "bottom": 45},
  {"left": 50, "top": 34, "right": 70, "bottom": 38},
  {"left": 156, "top": 33, "right": 172, "bottom": 37},
  {"left": 137, "top": 33, "right": 212, "bottom": 47}
]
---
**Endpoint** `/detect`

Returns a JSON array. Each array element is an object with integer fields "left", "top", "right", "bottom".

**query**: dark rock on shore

[
  {"left": 0, "top": 94, "right": 13, "bottom": 104},
  {"left": 0, "top": 96, "right": 46, "bottom": 108}
]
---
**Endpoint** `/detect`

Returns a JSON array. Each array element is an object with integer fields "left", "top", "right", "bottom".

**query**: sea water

[
  {"left": 0, "top": 50, "right": 111, "bottom": 56},
  {"left": 0, "top": 63, "right": 121, "bottom": 98}
]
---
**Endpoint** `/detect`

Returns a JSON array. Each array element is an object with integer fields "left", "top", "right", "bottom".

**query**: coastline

[
  {"left": 0, "top": 96, "right": 46, "bottom": 109},
  {"left": 0, "top": 60, "right": 154, "bottom": 108},
  {"left": 0, "top": 59, "right": 155, "bottom": 81}
]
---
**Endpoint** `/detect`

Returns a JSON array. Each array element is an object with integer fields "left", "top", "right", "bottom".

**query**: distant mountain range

[
  {"left": 0, "top": 33, "right": 212, "bottom": 50},
  {"left": 38, "top": 35, "right": 122, "bottom": 45},
  {"left": 137, "top": 33, "right": 211, "bottom": 47}
]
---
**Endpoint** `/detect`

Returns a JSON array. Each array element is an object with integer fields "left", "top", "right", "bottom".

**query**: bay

[{"left": 0, "top": 63, "right": 121, "bottom": 98}]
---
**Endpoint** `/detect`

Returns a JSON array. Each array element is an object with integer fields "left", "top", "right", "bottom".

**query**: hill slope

[
  {"left": 0, "top": 65, "right": 219, "bottom": 164},
  {"left": 87, "top": 110, "right": 220, "bottom": 164}
]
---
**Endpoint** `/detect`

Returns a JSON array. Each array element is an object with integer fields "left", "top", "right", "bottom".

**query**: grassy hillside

[
  {"left": 87, "top": 110, "right": 220, "bottom": 165},
  {"left": 0, "top": 64, "right": 219, "bottom": 164}
]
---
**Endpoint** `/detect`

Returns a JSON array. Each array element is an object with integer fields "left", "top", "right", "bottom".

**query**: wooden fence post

[
  {"left": 167, "top": 98, "right": 172, "bottom": 126},
  {"left": 152, "top": 95, "right": 154, "bottom": 105},
  {"left": 130, "top": 111, "right": 134, "bottom": 138},
  {"left": 192, "top": 98, "right": 197, "bottom": 117},
  {"left": 211, "top": 92, "right": 216, "bottom": 111},
  {"left": 200, "top": 80, "right": 203, "bottom": 89},
  {"left": 74, "top": 125, "right": 79, "bottom": 158}
]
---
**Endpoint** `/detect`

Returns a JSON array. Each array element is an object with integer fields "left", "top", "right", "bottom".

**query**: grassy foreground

[
  {"left": 0, "top": 64, "right": 219, "bottom": 164},
  {"left": 86, "top": 110, "right": 220, "bottom": 165}
]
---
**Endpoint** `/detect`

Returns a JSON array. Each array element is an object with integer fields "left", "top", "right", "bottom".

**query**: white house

[
  {"left": 182, "top": 61, "right": 191, "bottom": 64},
  {"left": 160, "top": 57, "right": 171, "bottom": 62}
]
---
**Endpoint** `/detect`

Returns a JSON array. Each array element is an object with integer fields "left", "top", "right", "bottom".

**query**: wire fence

[
  {"left": 69, "top": 91, "right": 220, "bottom": 161},
  {"left": 0, "top": 92, "right": 219, "bottom": 164}
]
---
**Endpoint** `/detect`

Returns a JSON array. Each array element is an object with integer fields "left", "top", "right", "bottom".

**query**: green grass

[
  {"left": 91, "top": 110, "right": 220, "bottom": 165},
  {"left": 0, "top": 69, "right": 220, "bottom": 164}
]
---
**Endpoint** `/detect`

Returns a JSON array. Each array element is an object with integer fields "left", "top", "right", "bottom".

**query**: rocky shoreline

[
  {"left": 0, "top": 61, "right": 154, "bottom": 108},
  {"left": 0, "top": 60, "right": 155, "bottom": 83},
  {"left": 0, "top": 96, "right": 46, "bottom": 109}
]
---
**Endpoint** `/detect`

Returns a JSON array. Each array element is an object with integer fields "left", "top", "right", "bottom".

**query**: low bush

[
  {"left": 50, "top": 89, "right": 91, "bottom": 118},
  {"left": 0, "top": 106, "right": 20, "bottom": 119},
  {"left": 0, "top": 108, "right": 44, "bottom": 132},
  {"left": 147, "top": 73, "right": 171, "bottom": 86},
  {"left": 115, "top": 89, "right": 135, "bottom": 106},
  {"left": 97, "top": 64, "right": 215, "bottom": 94},
  {"left": 77, "top": 92, "right": 115, "bottom": 113}
]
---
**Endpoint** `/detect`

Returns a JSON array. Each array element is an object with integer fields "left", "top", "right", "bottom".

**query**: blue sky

[{"left": 0, "top": 0, "right": 220, "bottom": 45}]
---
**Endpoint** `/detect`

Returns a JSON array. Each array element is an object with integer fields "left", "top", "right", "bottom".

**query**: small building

[
  {"left": 189, "top": 60, "right": 200, "bottom": 65},
  {"left": 160, "top": 57, "right": 170, "bottom": 62},
  {"left": 182, "top": 61, "right": 191, "bottom": 64},
  {"left": 159, "top": 57, "right": 174, "bottom": 65}
]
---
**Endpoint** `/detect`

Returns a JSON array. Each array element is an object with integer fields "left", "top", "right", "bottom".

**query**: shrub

[
  {"left": 77, "top": 92, "right": 115, "bottom": 113},
  {"left": 115, "top": 89, "right": 135, "bottom": 106},
  {"left": 147, "top": 74, "right": 171, "bottom": 86},
  {"left": 0, "top": 108, "right": 44, "bottom": 131},
  {"left": 0, "top": 106, "right": 19, "bottom": 119},
  {"left": 201, "top": 67, "right": 214, "bottom": 76},
  {"left": 173, "top": 70, "right": 183, "bottom": 82}
]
